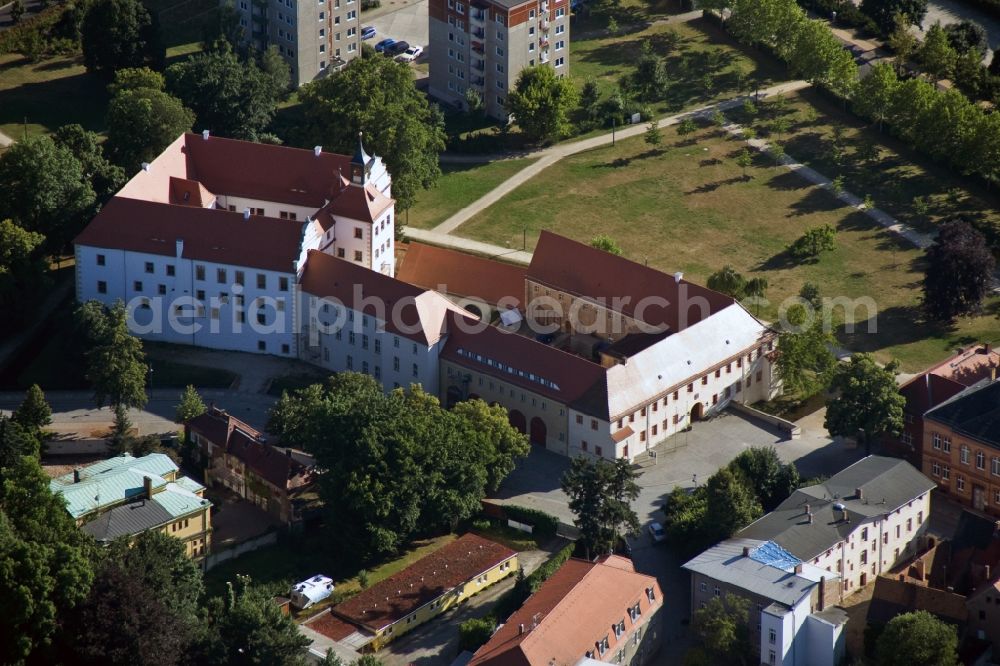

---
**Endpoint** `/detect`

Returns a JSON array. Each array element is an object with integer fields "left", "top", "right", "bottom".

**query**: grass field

[
  {"left": 455, "top": 121, "right": 1000, "bottom": 371},
  {"left": 406, "top": 158, "right": 539, "bottom": 230},
  {"left": 726, "top": 88, "right": 1000, "bottom": 238},
  {"left": 202, "top": 532, "right": 457, "bottom": 602},
  {"left": 0, "top": 53, "right": 108, "bottom": 139}
]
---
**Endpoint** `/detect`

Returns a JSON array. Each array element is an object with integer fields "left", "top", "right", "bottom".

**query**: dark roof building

[{"left": 925, "top": 380, "right": 1000, "bottom": 448}]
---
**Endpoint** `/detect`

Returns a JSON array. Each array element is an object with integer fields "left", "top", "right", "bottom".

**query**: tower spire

[{"left": 350, "top": 130, "right": 371, "bottom": 186}]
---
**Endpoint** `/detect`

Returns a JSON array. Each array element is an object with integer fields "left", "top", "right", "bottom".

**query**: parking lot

[{"left": 366, "top": 0, "right": 428, "bottom": 61}]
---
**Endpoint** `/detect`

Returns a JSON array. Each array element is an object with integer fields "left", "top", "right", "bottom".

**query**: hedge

[
  {"left": 795, "top": 0, "right": 881, "bottom": 36},
  {"left": 0, "top": 3, "right": 74, "bottom": 56},
  {"left": 502, "top": 505, "right": 560, "bottom": 540},
  {"left": 492, "top": 541, "right": 576, "bottom": 621}
]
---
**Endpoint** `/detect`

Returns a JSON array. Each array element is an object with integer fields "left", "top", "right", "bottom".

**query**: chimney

[
  {"left": 141, "top": 162, "right": 151, "bottom": 172},
  {"left": 243, "top": 208, "right": 251, "bottom": 220},
  {"left": 202, "top": 129, "right": 210, "bottom": 140},
  {"left": 794, "top": 563, "right": 802, "bottom": 574},
  {"left": 807, "top": 512, "right": 813, "bottom": 524},
  {"left": 674, "top": 271, "right": 683, "bottom": 283},
  {"left": 842, "top": 509, "right": 850, "bottom": 523},
  {"left": 986, "top": 565, "right": 991, "bottom": 580},
  {"left": 804, "top": 503, "right": 810, "bottom": 515},
  {"left": 73, "top": 468, "right": 81, "bottom": 483},
  {"left": 855, "top": 487, "right": 863, "bottom": 501},
  {"left": 743, "top": 546, "right": 750, "bottom": 557},
  {"left": 175, "top": 238, "right": 184, "bottom": 259},
  {"left": 519, "top": 623, "right": 525, "bottom": 635},
  {"left": 143, "top": 475, "right": 154, "bottom": 499},
  {"left": 314, "top": 145, "right": 322, "bottom": 156},
  {"left": 818, "top": 576, "right": 826, "bottom": 611}
]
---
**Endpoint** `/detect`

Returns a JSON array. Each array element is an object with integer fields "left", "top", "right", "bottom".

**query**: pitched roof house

[
  {"left": 186, "top": 407, "right": 314, "bottom": 524},
  {"left": 469, "top": 555, "right": 663, "bottom": 666}
]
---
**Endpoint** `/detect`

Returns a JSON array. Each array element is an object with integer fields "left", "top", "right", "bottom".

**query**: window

[
  {"left": 258, "top": 340, "right": 266, "bottom": 351},
  {"left": 196, "top": 265, "right": 206, "bottom": 281},
  {"left": 961, "top": 446, "right": 970, "bottom": 465},
  {"left": 97, "top": 281, "right": 107, "bottom": 294},
  {"left": 576, "top": 415, "right": 583, "bottom": 424},
  {"left": 942, "top": 466, "right": 950, "bottom": 480},
  {"left": 555, "top": 23, "right": 564, "bottom": 33},
  {"left": 595, "top": 446, "right": 603, "bottom": 457},
  {"left": 976, "top": 450, "right": 985, "bottom": 470},
  {"left": 347, "top": 355, "right": 353, "bottom": 370},
  {"left": 196, "top": 290, "right": 205, "bottom": 301},
  {"left": 217, "top": 268, "right": 226, "bottom": 284},
  {"left": 257, "top": 312, "right": 266, "bottom": 325},
  {"left": 957, "top": 476, "right": 966, "bottom": 492},
  {"left": 166, "top": 265, "right": 175, "bottom": 277},
  {"left": 769, "top": 629, "right": 776, "bottom": 645},
  {"left": 590, "top": 419, "right": 597, "bottom": 430},
  {"left": 354, "top": 227, "right": 363, "bottom": 239},
  {"left": 932, "top": 462, "right": 941, "bottom": 477},
  {"left": 235, "top": 270, "right": 244, "bottom": 285},
  {"left": 145, "top": 261, "right": 154, "bottom": 273},
  {"left": 257, "top": 273, "right": 266, "bottom": 289},
  {"left": 158, "top": 284, "right": 166, "bottom": 295},
  {"left": 555, "top": 39, "right": 565, "bottom": 49},
  {"left": 354, "top": 250, "right": 363, "bottom": 261},
  {"left": 496, "top": 46, "right": 504, "bottom": 56},
  {"left": 555, "top": 6, "right": 564, "bottom": 16},
  {"left": 993, "top": 457, "right": 1000, "bottom": 476},
  {"left": 133, "top": 281, "right": 143, "bottom": 291},
  {"left": 943, "top": 437, "right": 952, "bottom": 453}
]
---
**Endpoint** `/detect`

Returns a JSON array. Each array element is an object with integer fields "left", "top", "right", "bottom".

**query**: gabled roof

[
  {"left": 469, "top": 556, "right": 661, "bottom": 666},
  {"left": 187, "top": 407, "right": 310, "bottom": 489},
  {"left": 682, "top": 538, "right": 835, "bottom": 608},
  {"left": 526, "top": 231, "right": 735, "bottom": 332},
  {"left": 51, "top": 453, "right": 177, "bottom": 519},
  {"left": 331, "top": 534, "right": 516, "bottom": 631},
  {"left": 74, "top": 197, "right": 315, "bottom": 273},
  {"left": 924, "top": 379, "right": 1000, "bottom": 447},
  {"left": 737, "top": 456, "right": 936, "bottom": 561},
  {"left": 316, "top": 182, "right": 394, "bottom": 226},
  {"left": 81, "top": 497, "right": 174, "bottom": 542},
  {"left": 168, "top": 176, "right": 214, "bottom": 207},
  {"left": 397, "top": 243, "right": 527, "bottom": 307},
  {"left": 299, "top": 250, "right": 469, "bottom": 346}
]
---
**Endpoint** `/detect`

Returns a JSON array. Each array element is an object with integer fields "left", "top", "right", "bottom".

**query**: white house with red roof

[{"left": 74, "top": 131, "right": 396, "bottom": 358}]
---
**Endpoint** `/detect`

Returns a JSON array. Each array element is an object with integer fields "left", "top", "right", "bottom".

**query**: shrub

[
  {"left": 787, "top": 225, "right": 837, "bottom": 260},
  {"left": 361, "top": 0, "right": 381, "bottom": 9},
  {"left": 0, "top": 3, "right": 75, "bottom": 56},
  {"left": 503, "top": 505, "right": 559, "bottom": 540},
  {"left": 459, "top": 617, "right": 497, "bottom": 651}
]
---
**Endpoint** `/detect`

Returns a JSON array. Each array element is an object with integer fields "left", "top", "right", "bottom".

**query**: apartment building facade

[
  {"left": 922, "top": 379, "right": 1000, "bottom": 514},
  {"left": 428, "top": 0, "right": 570, "bottom": 119},
  {"left": 229, "top": 0, "right": 360, "bottom": 86}
]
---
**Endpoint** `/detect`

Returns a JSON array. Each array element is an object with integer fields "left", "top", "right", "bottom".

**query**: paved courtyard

[{"left": 368, "top": 0, "right": 428, "bottom": 52}]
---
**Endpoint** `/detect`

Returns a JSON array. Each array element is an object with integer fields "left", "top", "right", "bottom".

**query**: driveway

[
  {"left": 377, "top": 544, "right": 557, "bottom": 666},
  {"left": 921, "top": 0, "right": 1000, "bottom": 64},
  {"left": 367, "top": 0, "right": 428, "bottom": 52}
]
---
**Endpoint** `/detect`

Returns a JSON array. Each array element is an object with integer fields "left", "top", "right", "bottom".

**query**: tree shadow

[
  {"left": 785, "top": 187, "right": 844, "bottom": 217},
  {"left": 699, "top": 157, "right": 723, "bottom": 167},
  {"left": 836, "top": 305, "right": 955, "bottom": 355},
  {"left": 766, "top": 171, "right": 811, "bottom": 191},
  {"left": 686, "top": 176, "right": 745, "bottom": 194}
]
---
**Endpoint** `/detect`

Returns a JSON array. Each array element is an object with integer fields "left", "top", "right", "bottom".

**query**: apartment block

[
  {"left": 229, "top": 0, "right": 361, "bottom": 86},
  {"left": 428, "top": 0, "right": 570, "bottom": 119}
]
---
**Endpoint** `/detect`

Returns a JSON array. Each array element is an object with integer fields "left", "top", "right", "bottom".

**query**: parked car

[
  {"left": 648, "top": 521, "right": 666, "bottom": 543},
  {"left": 388, "top": 40, "right": 409, "bottom": 56},
  {"left": 397, "top": 44, "right": 423, "bottom": 62},
  {"left": 374, "top": 38, "right": 396, "bottom": 53},
  {"left": 361, "top": 25, "right": 377, "bottom": 40}
]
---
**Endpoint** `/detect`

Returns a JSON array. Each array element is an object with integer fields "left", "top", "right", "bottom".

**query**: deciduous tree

[
  {"left": 919, "top": 22, "right": 957, "bottom": 81},
  {"left": 787, "top": 225, "right": 837, "bottom": 261},
  {"left": 860, "top": 0, "right": 928, "bottom": 33},
  {"left": 299, "top": 54, "right": 447, "bottom": 211},
  {"left": 81, "top": 0, "right": 164, "bottom": 78},
  {"left": 707, "top": 265, "right": 747, "bottom": 298},
  {"left": 53, "top": 124, "right": 127, "bottom": 203},
  {"left": 77, "top": 300, "right": 149, "bottom": 409},
  {"left": 776, "top": 304, "right": 836, "bottom": 397},
  {"left": 824, "top": 353, "right": 905, "bottom": 452},
  {"left": 0, "top": 219, "right": 49, "bottom": 331},
  {"left": 922, "top": 219, "right": 995, "bottom": 321},
  {"left": 506, "top": 65, "right": 579, "bottom": 143},
  {"left": 704, "top": 468, "right": 762, "bottom": 542},
  {"left": 561, "top": 457, "right": 640, "bottom": 559},
  {"left": 728, "top": 447, "right": 800, "bottom": 512},
  {"left": 875, "top": 610, "right": 959, "bottom": 666},
  {"left": 854, "top": 62, "right": 899, "bottom": 131},
  {"left": 692, "top": 594, "right": 753, "bottom": 666},
  {"left": 590, "top": 234, "right": 624, "bottom": 255}
]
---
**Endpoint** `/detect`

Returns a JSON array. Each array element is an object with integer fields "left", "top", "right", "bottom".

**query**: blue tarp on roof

[{"left": 749, "top": 540, "right": 801, "bottom": 570}]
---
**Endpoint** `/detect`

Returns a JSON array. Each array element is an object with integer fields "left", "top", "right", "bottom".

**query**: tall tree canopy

[
  {"left": 299, "top": 55, "right": 447, "bottom": 211},
  {"left": 0, "top": 454, "right": 95, "bottom": 664},
  {"left": 775, "top": 303, "right": 837, "bottom": 397},
  {"left": 0, "top": 219, "right": 50, "bottom": 332},
  {"left": 874, "top": 610, "right": 959, "bottom": 666},
  {"left": 860, "top": 0, "right": 928, "bottom": 33},
  {"left": 506, "top": 65, "right": 580, "bottom": 144},
  {"left": 12, "top": 384, "right": 52, "bottom": 434},
  {"left": 53, "top": 124, "right": 127, "bottom": 203},
  {"left": 105, "top": 68, "right": 196, "bottom": 172},
  {"left": 727, "top": 447, "right": 800, "bottom": 512},
  {"left": 267, "top": 374, "right": 529, "bottom": 556},
  {"left": 0, "top": 137, "right": 96, "bottom": 252},
  {"left": 824, "top": 353, "right": 905, "bottom": 452},
  {"left": 166, "top": 44, "right": 289, "bottom": 141},
  {"left": 81, "top": 0, "right": 164, "bottom": 78},
  {"left": 76, "top": 300, "right": 149, "bottom": 409},
  {"left": 692, "top": 594, "right": 753, "bottom": 666},
  {"left": 922, "top": 219, "right": 996, "bottom": 322},
  {"left": 561, "top": 457, "right": 640, "bottom": 559}
]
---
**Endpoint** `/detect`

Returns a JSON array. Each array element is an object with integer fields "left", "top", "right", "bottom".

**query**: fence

[{"left": 204, "top": 530, "right": 278, "bottom": 571}]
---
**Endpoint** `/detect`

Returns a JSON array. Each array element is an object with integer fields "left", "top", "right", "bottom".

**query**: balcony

[
  {"left": 472, "top": 59, "right": 485, "bottom": 71},
  {"left": 540, "top": 18, "right": 549, "bottom": 30},
  {"left": 541, "top": 52, "right": 550, "bottom": 63},
  {"left": 470, "top": 8, "right": 486, "bottom": 22},
  {"left": 472, "top": 26, "right": 485, "bottom": 38},
  {"left": 540, "top": 37, "right": 549, "bottom": 48},
  {"left": 472, "top": 39, "right": 484, "bottom": 53},
  {"left": 471, "top": 75, "right": 485, "bottom": 87}
]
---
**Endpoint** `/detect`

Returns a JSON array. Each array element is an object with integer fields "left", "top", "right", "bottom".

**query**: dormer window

[
  {"left": 613, "top": 620, "right": 624, "bottom": 638},
  {"left": 596, "top": 636, "right": 609, "bottom": 655},
  {"left": 646, "top": 587, "right": 655, "bottom": 603}
]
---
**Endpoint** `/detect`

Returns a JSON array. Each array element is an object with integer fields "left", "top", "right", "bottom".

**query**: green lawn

[
  {"left": 455, "top": 121, "right": 1000, "bottom": 372},
  {"left": 726, "top": 88, "right": 1000, "bottom": 242},
  {"left": 406, "top": 158, "right": 539, "bottom": 230},
  {"left": 203, "top": 532, "right": 457, "bottom": 605},
  {"left": 0, "top": 53, "right": 108, "bottom": 139},
  {"left": 149, "top": 358, "right": 237, "bottom": 389}
]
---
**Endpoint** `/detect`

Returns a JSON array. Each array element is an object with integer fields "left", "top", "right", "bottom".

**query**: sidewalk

[{"left": 431, "top": 79, "right": 811, "bottom": 235}]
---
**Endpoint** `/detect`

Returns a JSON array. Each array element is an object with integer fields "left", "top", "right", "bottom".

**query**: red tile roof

[
  {"left": 186, "top": 407, "right": 310, "bottom": 490},
  {"left": 397, "top": 243, "right": 527, "bottom": 307},
  {"left": 304, "top": 611, "right": 359, "bottom": 641},
  {"left": 299, "top": 250, "right": 466, "bottom": 346},
  {"left": 900, "top": 344, "right": 1000, "bottom": 417},
  {"left": 526, "top": 231, "right": 734, "bottom": 332},
  {"left": 74, "top": 197, "right": 313, "bottom": 273},
  {"left": 331, "top": 533, "right": 516, "bottom": 632},
  {"left": 168, "top": 176, "right": 214, "bottom": 207},
  {"left": 440, "top": 310, "right": 607, "bottom": 405},
  {"left": 469, "top": 556, "right": 662, "bottom": 666},
  {"left": 317, "top": 182, "right": 394, "bottom": 225}
]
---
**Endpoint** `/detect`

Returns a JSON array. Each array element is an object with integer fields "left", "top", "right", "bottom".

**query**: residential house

[
  {"left": 684, "top": 539, "right": 844, "bottom": 666},
  {"left": 227, "top": 0, "right": 361, "bottom": 85},
  {"left": 428, "top": 0, "right": 570, "bottom": 119},
  {"left": 186, "top": 406, "right": 315, "bottom": 525},
  {"left": 50, "top": 453, "right": 212, "bottom": 564},
  {"left": 922, "top": 378, "right": 1000, "bottom": 514},
  {"left": 327, "top": 533, "right": 517, "bottom": 651},
  {"left": 885, "top": 343, "right": 1000, "bottom": 467},
  {"left": 469, "top": 554, "right": 663, "bottom": 666},
  {"left": 74, "top": 131, "right": 395, "bottom": 357}
]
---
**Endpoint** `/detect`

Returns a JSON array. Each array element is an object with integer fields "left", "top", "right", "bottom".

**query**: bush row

[
  {"left": 502, "top": 505, "right": 560, "bottom": 540},
  {"left": 795, "top": 0, "right": 881, "bottom": 36},
  {"left": 491, "top": 540, "right": 576, "bottom": 622},
  {"left": 0, "top": 2, "right": 82, "bottom": 59}
]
